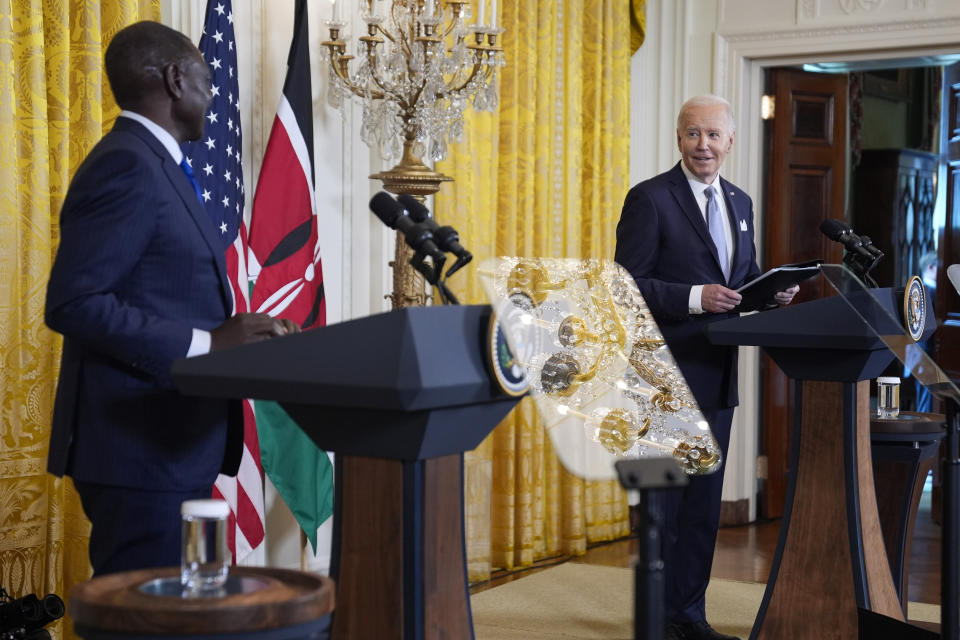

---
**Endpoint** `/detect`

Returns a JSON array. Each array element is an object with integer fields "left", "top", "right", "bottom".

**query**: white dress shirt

[{"left": 679, "top": 162, "right": 734, "bottom": 314}]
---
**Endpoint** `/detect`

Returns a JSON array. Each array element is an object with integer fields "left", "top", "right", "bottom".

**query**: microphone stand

[
  {"left": 615, "top": 458, "right": 688, "bottom": 640},
  {"left": 408, "top": 252, "right": 462, "bottom": 305},
  {"left": 842, "top": 249, "right": 881, "bottom": 288}
]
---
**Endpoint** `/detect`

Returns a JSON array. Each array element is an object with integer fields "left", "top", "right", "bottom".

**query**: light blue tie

[
  {"left": 705, "top": 186, "right": 729, "bottom": 282},
  {"left": 179, "top": 157, "right": 204, "bottom": 204}
]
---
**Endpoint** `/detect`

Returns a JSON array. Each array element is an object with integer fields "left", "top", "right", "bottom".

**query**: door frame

[{"left": 712, "top": 18, "right": 960, "bottom": 521}]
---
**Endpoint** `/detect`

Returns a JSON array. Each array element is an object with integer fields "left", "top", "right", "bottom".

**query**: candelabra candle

[{"left": 321, "top": 0, "right": 505, "bottom": 196}]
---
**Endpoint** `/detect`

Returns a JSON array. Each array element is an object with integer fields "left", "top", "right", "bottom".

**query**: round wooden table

[{"left": 70, "top": 566, "right": 334, "bottom": 640}]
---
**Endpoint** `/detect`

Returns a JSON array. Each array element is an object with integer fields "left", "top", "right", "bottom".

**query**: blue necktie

[
  {"left": 179, "top": 157, "right": 204, "bottom": 204},
  {"left": 705, "top": 186, "right": 729, "bottom": 282}
]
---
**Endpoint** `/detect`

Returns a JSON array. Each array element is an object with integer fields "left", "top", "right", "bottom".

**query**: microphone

[
  {"left": 818, "top": 219, "right": 875, "bottom": 260},
  {"left": 396, "top": 195, "right": 473, "bottom": 278},
  {"left": 369, "top": 191, "right": 446, "bottom": 285},
  {"left": 858, "top": 235, "right": 884, "bottom": 259}
]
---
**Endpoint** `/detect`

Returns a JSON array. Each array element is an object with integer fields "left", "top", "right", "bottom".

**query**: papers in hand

[{"left": 734, "top": 260, "right": 822, "bottom": 312}]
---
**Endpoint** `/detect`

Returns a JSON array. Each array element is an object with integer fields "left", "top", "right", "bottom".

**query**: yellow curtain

[
  {"left": 436, "top": 0, "right": 634, "bottom": 582},
  {"left": 631, "top": 0, "right": 646, "bottom": 53},
  {"left": 0, "top": 2, "right": 159, "bottom": 638}
]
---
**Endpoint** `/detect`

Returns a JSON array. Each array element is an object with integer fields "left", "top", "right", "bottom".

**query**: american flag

[{"left": 182, "top": 0, "right": 265, "bottom": 563}]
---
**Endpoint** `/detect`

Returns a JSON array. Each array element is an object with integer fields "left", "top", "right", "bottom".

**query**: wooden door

[
  {"left": 935, "top": 62, "right": 960, "bottom": 378},
  {"left": 761, "top": 68, "right": 847, "bottom": 518}
]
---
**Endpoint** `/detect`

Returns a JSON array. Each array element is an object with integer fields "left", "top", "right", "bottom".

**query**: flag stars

[
  {"left": 229, "top": 66, "right": 234, "bottom": 78},
  {"left": 206, "top": 111, "right": 218, "bottom": 124},
  {"left": 228, "top": 11, "right": 234, "bottom": 24},
  {"left": 184, "top": 156, "right": 193, "bottom": 167},
  {"left": 203, "top": 163, "right": 214, "bottom": 176},
  {"left": 214, "top": 2, "right": 225, "bottom": 15},
  {"left": 224, "top": 169, "right": 232, "bottom": 182},
  {"left": 235, "top": 177, "right": 241, "bottom": 190},
  {"left": 228, "top": 41, "right": 234, "bottom": 51},
  {"left": 211, "top": 84, "right": 220, "bottom": 97},
  {"left": 204, "top": 137, "right": 216, "bottom": 150},
  {"left": 222, "top": 195, "right": 231, "bottom": 208},
  {"left": 227, "top": 118, "right": 234, "bottom": 131},
  {"left": 220, "top": 221, "right": 228, "bottom": 234},
  {"left": 211, "top": 57, "right": 222, "bottom": 70},
  {"left": 226, "top": 144, "right": 233, "bottom": 157},
  {"left": 202, "top": 189, "right": 212, "bottom": 202},
  {"left": 213, "top": 30, "right": 224, "bottom": 43}
]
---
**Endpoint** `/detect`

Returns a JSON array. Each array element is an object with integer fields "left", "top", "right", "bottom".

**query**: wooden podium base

[
  {"left": 752, "top": 380, "right": 903, "bottom": 639},
  {"left": 331, "top": 454, "right": 471, "bottom": 640}
]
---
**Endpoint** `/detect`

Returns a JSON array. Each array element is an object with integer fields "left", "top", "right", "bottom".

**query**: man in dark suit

[
  {"left": 615, "top": 95, "right": 797, "bottom": 640},
  {"left": 45, "top": 21, "right": 296, "bottom": 577}
]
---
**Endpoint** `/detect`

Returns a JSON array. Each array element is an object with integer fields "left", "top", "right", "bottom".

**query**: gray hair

[{"left": 677, "top": 95, "right": 736, "bottom": 133}]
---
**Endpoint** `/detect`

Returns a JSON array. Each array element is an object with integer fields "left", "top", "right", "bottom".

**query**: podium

[
  {"left": 707, "top": 287, "right": 937, "bottom": 639},
  {"left": 172, "top": 305, "right": 523, "bottom": 640}
]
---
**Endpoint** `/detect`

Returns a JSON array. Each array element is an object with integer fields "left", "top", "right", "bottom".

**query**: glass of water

[
  {"left": 180, "top": 499, "right": 230, "bottom": 595},
  {"left": 876, "top": 376, "right": 900, "bottom": 419}
]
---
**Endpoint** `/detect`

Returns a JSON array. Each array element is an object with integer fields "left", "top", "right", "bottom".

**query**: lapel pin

[
  {"left": 740, "top": 219, "right": 748, "bottom": 231},
  {"left": 729, "top": 191, "right": 735, "bottom": 196}
]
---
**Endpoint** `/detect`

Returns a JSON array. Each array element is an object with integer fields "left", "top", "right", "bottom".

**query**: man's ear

[{"left": 162, "top": 62, "right": 184, "bottom": 100}]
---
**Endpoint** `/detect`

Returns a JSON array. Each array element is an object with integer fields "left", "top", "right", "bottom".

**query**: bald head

[
  {"left": 105, "top": 21, "right": 199, "bottom": 110},
  {"left": 677, "top": 95, "right": 735, "bottom": 133}
]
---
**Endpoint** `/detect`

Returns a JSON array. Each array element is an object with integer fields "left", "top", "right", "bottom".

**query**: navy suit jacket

[
  {"left": 46, "top": 117, "right": 242, "bottom": 491},
  {"left": 615, "top": 162, "right": 761, "bottom": 410}
]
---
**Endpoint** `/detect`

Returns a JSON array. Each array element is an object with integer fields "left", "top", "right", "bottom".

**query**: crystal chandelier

[
  {"left": 322, "top": 0, "right": 505, "bottom": 196},
  {"left": 479, "top": 258, "right": 723, "bottom": 479}
]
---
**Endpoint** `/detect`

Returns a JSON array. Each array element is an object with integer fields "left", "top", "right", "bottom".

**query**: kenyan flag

[{"left": 247, "top": 0, "right": 332, "bottom": 552}]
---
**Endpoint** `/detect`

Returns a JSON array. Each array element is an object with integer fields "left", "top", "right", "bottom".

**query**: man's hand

[
  {"left": 702, "top": 284, "right": 742, "bottom": 313},
  {"left": 210, "top": 313, "right": 301, "bottom": 351},
  {"left": 774, "top": 284, "right": 800, "bottom": 306}
]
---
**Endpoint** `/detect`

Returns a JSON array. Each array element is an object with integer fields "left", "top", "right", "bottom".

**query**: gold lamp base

[
  {"left": 372, "top": 143, "right": 454, "bottom": 309},
  {"left": 370, "top": 162, "right": 452, "bottom": 198}
]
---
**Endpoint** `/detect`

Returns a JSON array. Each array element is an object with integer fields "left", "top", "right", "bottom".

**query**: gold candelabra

[{"left": 321, "top": 0, "right": 505, "bottom": 308}]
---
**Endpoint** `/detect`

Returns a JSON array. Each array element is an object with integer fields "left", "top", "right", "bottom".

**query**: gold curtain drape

[
  {"left": 436, "top": 0, "right": 636, "bottom": 582},
  {"left": 0, "top": 2, "right": 159, "bottom": 638}
]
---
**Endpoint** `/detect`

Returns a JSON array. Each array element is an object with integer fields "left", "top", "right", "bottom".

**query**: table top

[
  {"left": 870, "top": 410, "right": 945, "bottom": 439},
  {"left": 70, "top": 566, "right": 334, "bottom": 635}
]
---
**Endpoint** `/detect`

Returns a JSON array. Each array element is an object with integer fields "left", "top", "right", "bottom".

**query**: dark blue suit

[
  {"left": 615, "top": 162, "right": 760, "bottom": 624},
  {"left": 46, "top": 117, "right": 242, "bottom": 574}
]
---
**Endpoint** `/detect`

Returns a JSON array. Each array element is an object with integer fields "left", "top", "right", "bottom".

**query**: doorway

[
  {"left": 713, "top": 25, "right": 960, "bottom": 522},
  {"left": 757, "top": 62, "right": 947, "bottom": 518}
]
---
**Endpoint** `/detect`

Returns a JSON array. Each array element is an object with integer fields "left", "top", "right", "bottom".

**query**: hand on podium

[
  {"left": 702, "top": 284, "right": 741, "bottom": 313},
  {"left": 211, "top": 313, "right": 300, "bottom": 351}
]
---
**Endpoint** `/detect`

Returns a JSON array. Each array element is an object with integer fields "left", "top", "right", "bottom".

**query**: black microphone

[
  {"left": 396, "top": 195, "right": 473, "bottom": 278},
  {"left": 818, "top": 219, "right": 875, "bottom": 260},
  {"left": 858, "top": 234, "right": 884, "bottom": 259},
  {"left": 369, "top": 192, "right": 446, "bottom": 284}
]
